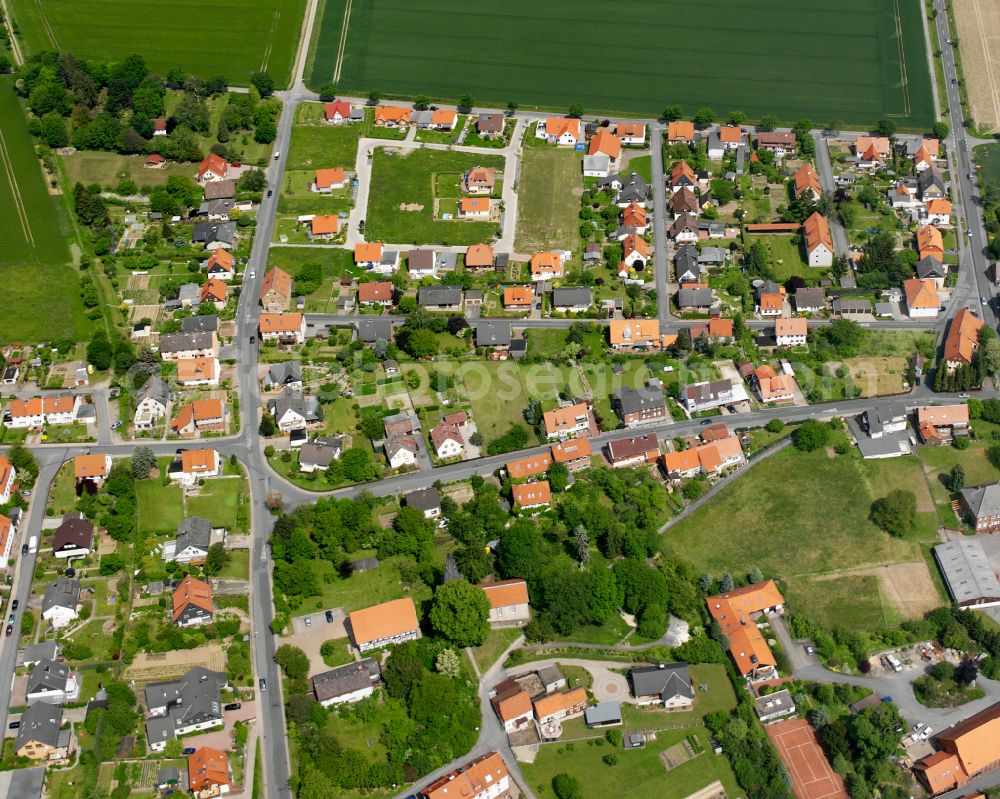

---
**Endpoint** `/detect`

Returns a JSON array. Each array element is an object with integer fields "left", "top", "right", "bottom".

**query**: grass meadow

[
  {"left": 664, "top": 447, "right": 942, "bottom": 631},
  {"left": 311, "top": 0, "right": 934, "bottom": 127},
  {"left": 0, "top": 78, "right": 89, "bottom": 343},
  {"left": 7, "top": 0, "right": 306, "bottom": 85},
  {"left": 515, "top": 147, "right": 581, "bottom": 255}
]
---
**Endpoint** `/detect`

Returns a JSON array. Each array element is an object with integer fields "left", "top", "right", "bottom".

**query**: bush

[
  {"left": 765, "top": 419, "right": 785, "bottom": 433},
  {"left": 793, "top": 420, "right": 830, "bottom": 451}
]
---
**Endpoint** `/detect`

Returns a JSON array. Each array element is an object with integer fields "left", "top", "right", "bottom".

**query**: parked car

[
  {"left": 804, "top": 645, "right": 814, "bottom": 655},
  {"left": 111, "top": 420, "right": 122, "bottom": 431},
  {"left": 4, "top": 625, "right": 12, "bottom": 637},
  {"left": 224, "top": 702, "right": 242, "bottom": 711},
  {"left": 7, "top": 614, "right": 13, "bottom": 624},
  {"left": 8, "top": 721, "right": 19, "bottom": 729},
  {"left": 20, "top": 544, "right": 27, "bottom": 556},
  {"left": 920, "top": 727, "right": 933, "bottom": 740},
  {"left": 325, "top": 610, "right": 334, "bottom": 623},
  {"left": 11, "top": 600, "right": 18, "bottom": 611},
  {"left": 304, "top": 616, "right": 312, "bottom": 628},
  {"left": 183, "top": 747, "right": 196, "bottom": 756},
  {"left": 912, "top": 722, "right": 925, "bottom": 733}
]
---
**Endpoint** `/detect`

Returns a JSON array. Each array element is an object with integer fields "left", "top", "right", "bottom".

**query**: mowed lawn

[
  {"left": 186, "top": 478, "right": 247, "bottom": 531},
  {"left": 61, "top": 151, "right": 195, "bottom": 188},
  {"left": 459, "top": 361, "right": 537, "bottom": 448},
  {"left": 288, "top": 103, "right": 363, "bottom": 169},
  {"left": 136, "top": 481, "right": 185, "bottom": 535},
  {"left": 7, "top": 0, "right": 306, "bottom": 85},
  {"left": 320, "top": 0, "right": 933, "bottom": 126},
  {"left": 0, "top": 78, "right": 88, "bottom": 342},
  {"left": 664, "top": 448, "right": 938, "bottom": 626},
  {"left": 515, "top": 147, "right": 581, "bottom": 255},
  {"left": 365, "top": 148, "right": 503, "bottom": 245}
]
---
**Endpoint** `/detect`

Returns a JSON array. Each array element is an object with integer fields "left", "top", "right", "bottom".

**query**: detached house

[
  {"left": 944, "top": 308, "right": 984, "bottom": 370},
  {"left": 774, "top": 317, "right": 808, "bottom": 347},
  {"left": 903, "top": 278, "right": 940, "bottom": 319},
  {"left": 506, "top": 452, "right": 551, "bottom": 481},
  {"left": 134, "top": 376, "right": 171, "bottom": 430},
  {"left": 170, "top": 449, "right": 221, "bottom": 487},
  {"left": 348, "top": 597, "right": 420, "bottom": 652},
  {"left": 176, "top": 356, "right": 220, "bottom": 386},
  {"left": 358, "top": 281, "right": 394, "bottom": 306},
  {"left": 756, "top": 131, "right": 796, "bottom": 157},
  {"left": 373, "top": 106, "right": 411, "bottom": 128},
  {"left": 629, "top": 663, "right": 694, "bottom": 709},
  {"left": 312, "top": 659, "right": 381, "bottom": 707},
  {"left": 682, "top": 379, "right": 736, "bottom": 413},
  {"left": 493, "top": 682, "right": 533, "bottom": 733},
  {"left": 430, "top": 419, "right": 464, "bottom": 459},
  {"left": 960, "top": 483, "right": 1000, "bottom": 533},
  {"left": 707, "top": 580, "right": 785, "bottom": 679},
  {"left": 550, "top": 438, "right": 591, "bottom": 473},
  {"left": 543, "top": 402, "right": 592, "bottom": 441},
  {"left": 52, "top": 514, "right": 93, "bottom": 560},
  {"left": 530, "top": 251, "right": 564, "bottom": 281},
  {"left": 144, "top": 667, "right": 227, "bottom": 752},
  {"left": 480, "top": 579, "right": 530, "bottom": 627},
  {"left": 793, "top": 164, "right": 822, "bottom": 200},
  {"left": 41, "top": 577, "right": 81, "bottom": 630},
  {"left": 75, "top": 454, "right": 111, "bottom": 487},
  {"left": 170, "top": 399, "right": 227, "bottom": 437},
  {"left": 916, "top": 404, "right": 969, "bottom": 444},
  {"left": 269, "top": 387, "right": 318, "bottom": 433},
  {"left": 159, "top": 331, "right": 218, "bottom": 361},
  {"left": 310, "top": 215, "right": 341, "bottom": 240},
  {"left": 385, "top": 434, "right": 418, "bottom": 469},
  {"left": 802, "top": 212, "right": 834, "bottom": 267},
  {"left": 165, "top": 516, "right": 213, "bottom": 564},
  {"left": 323, "top": 99, "right": 353, "bottom": 123},
  {"left": 609, "top": 319, "right": 669, "bottom": 350},
  {"left": 197, "top": 153, "right": 230, "bottom": 184},
  {"left": 503, "top": 285, "right": 533, "bottom": 310},
  {"left": 259, "top": 267, "right": 293, "bottom": 312},
  {"left": 917, "top": 225, "right": 945, "bottom": 261},
  {"left": 188, "top": 747, "right": 232, "bottom": 798},
  {"left": 464, "top": 167, "right": 496, "bottom": 195},
  {"left": 355, "top": 242, "right": 399, "bottom": 274},
  {"left": 313, "top": 167, "right": 346, "bottom": 193},
  {"left": 512, "top": 481, "right": 552, "bottom": 511},
  {"left": 420, "top": 753, "right": 510, "bottom": 799},
  {"left": 259, "top": 313, "right": 305, "bottom": 344},
  {"left": 26, "top": 659, "right": 80, "bottom": 706},
  {"left": 924, "top": 198, "right": 952, "bottom": 226},
  {"left": 613, "top": 385, "right": 667, "bottom": 427},
  {"left": 534, "top": 688, "right": 588, "bottom": 726},
  {"left": 205, "top": 249, "right": 235, "bottom": 280},
  {"left": 535, "top": 118, "right": 581, "bottom": 145},
  {"left": 667, "top": 121, "right": 695, "bottom": 143},
  {"left": 172, "top": 575, "right": 214, "bottom": 627},
  {"left": 606, "top": 433, "right": 659, "bottom": 468},
  {"left": 15, "top": 703, "right": 65, "bottom": 761}
]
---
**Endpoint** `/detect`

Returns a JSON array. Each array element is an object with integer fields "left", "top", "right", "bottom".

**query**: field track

[{"left": 308, "top": 0, "right": 934, "bottom": 126}]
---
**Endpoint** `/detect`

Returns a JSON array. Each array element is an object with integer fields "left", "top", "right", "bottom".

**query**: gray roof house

[
  {"left": 916, "top": 255, "right": 947, "bottom": 281},
  {"left": 552, "top": 287, "right": 593, "bottom": 310},
  {"left": 176, "top": 284, "right": 200, "bottom": 307},
  {"left": 613, "top": 386, "right": 667, "bottom": 425},
  {"left": 41, "top": 577, "right": 81, "bottom": 628},
  {"left": 22, "top": 642, "right": 59, "bottom": 668},
  {"left": 629, "top": 663, "right": 694, "bottom": 706},
  {"left": 180, "top": 315, "right": 219, "bottom": 334},
  {"left": 268, "top": 387, "right": 319, "bottom": 432},
  {"left": 191, "top": 221, "right": 236, "bottom": 248},
  {"left": 675, "top": 245, "right": 700, "bottom": 282},
  {"left": 918, "top": 169, "right": 946, "bottom": 198},
  {"left": 26, "top": 659, "right": 78, "bottom": 706},
  {"left": 312, "top": 658, "right": 381, "bottom": 707},
  {"left": 795, "top": 287, "right": 826, "bottom": 312},
  {"left": 677, "top": 287, "right": 713, "bottom": 311},
  {"left": 136, "top": 375, "right": 171, "bottom": 410},
  {"left": 15, "top": 702, "right": 63, "bottom": 754},
  {"left": 144, "top": 667, "right": 227, "bottom": 751},
  {"left": 698, "top": 246, "right": 727, "bottom": 266},
  {"left": 474, "top": 321, "right": 512, "bottom": 348},
  {"left": 418, "top": 285, "right": 463, "bottom": 310},
  {"left": 0, "top": 766, "right": 47, "bottom": 799},
  {"left": 298, "top": 436, "right": 343, "bottom": 472},
  {"left": 617, "top": 172, "right": 650, "bottom": 205},
  {"left": 173, "top": 516, "right": 213, "bottom": 562},
  {"left": 159, "top": 331, "right": 215, "bottom": 357},
  {"left": 265, "top": 362, "right": 303, "bottom": 390},
  {"left": 755, "top": 688, "right": 796, "bottom": 722},
  {"left": 404, "top": 487, "right": 441, "bottom": 517},
  {"left": 357, "top": 318, "right": 394, "bottom": 344}
]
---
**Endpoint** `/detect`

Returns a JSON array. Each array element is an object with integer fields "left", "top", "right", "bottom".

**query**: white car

[
  {"left": 249, "top": 270, "right": 256, "bottom": 279},
  {"left": 912, "top": 722, "right": 925, "bottom": 733},
  {"left": 920, "top": 727, "right": 933, "bottom": 740},
  {"left": 273, "top": 151, "right": 280, "bottom": 160}
]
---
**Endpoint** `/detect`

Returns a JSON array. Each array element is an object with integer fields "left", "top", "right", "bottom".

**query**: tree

[
  {"left": 728, "top": 110, "right": 746, "bottom": 125},
  {"left": 552, "top": 774, "right": 582, "bottom": 799},
  {"left": 368, "top": 89, "right": 382, "bottom": 104},
  {"left": 87, "top": 332, "right": 113, "bottom": 371},
  {"left": 765, "top": 419, "right": 785, "bottom": 433},
  {"left": 204, "top": 542, "right": 230, "bottom": 576},
  {"left": 749, "top": 567, "right": 764, "bottom": 583},
  {"left": 979, "top": 327, "right": 1000, "bottom": 375},
  {"left": 947, "top": 464, "right": 965, "bottom": 493},
  {"left": 342, "top": 447, "right": 379, "bottom": 482},
  {"left": 259, "top": 414, "right": 276, "bottom": 437},
  {"left": 458, "top": 93, "right": 474, "bottom": 110},
  {"left": 758, "top": 114, "right": 778, "bottom": 131},
  {"left": 39, "top": 111, "right": 69, "bottom": 147},
  {"left": 573, "top": 525, "right": 590, "bottom": 565},
  {"left": 793, "top": 420, "right": 830, "bottom": 451},
  {"left": 435, "top": 648, "right": 461, "bottom": 677},
  {"left": 568, "top": 103, "right": 584, "bottom": 118},
  {"left": 275, "top": 644, "right": 310, "bottom": 680},
  {"left": 251, "top": 71, "right": 275, "bottom": 96},
  {"left": 871, "top": 489, "right": 916, "bottom": 537},
  {"left": 430, "top": 580, "right": 491, "bottom": 647},
  {"left": 131, "top": 446, "right": 156, "bottom": 479},
  {"left": 661, "top": 105, "right": 683, "bottom": 122},
  {"left": 693, "top": 107, "right": 716, "bottom": 127},
  {"left": 547, "top": 462, "right": 569, "bottom": 493},
  {"left": 720, "top": 572, "right": 735, "bottom": 592},
  {"left": 875, "top": 117, "right": 896, "bottom": 137}
]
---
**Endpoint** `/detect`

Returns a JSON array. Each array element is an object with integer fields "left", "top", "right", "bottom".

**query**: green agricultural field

[
  {"left": 515, "top": 147, "right": 581, "bottom": 255},
  {"left": 311, "top": 0, "right": 934, "bottom": 126},
  {"left": 7, "top": 0, "right": 306, "bottom": 85},
  {"left": 664, "top": 447, "right": 942, "bottom": 630},
  {"left": 0, "top": 79, "right": 88, "bottom": 343},
  {"left": 365, "top": 148, "right": 503, "bottom": 245}
]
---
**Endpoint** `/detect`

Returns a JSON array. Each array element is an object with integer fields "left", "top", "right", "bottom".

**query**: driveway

[
  {"left": 507, "top": 658, "right": 632, "bottom": 704},
  {"left": 285, "top": 609, "right": 347, "bottom": 676},
  {"left": 181, "top": 700, "right": 257, "bottom": 752}
]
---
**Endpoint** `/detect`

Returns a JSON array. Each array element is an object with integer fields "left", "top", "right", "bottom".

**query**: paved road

[{"left": 812, "top": 134, "right": 851, "bottom": 258}]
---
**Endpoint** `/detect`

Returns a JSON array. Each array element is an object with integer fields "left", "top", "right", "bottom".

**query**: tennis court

[{"left": 765, "top": 719, "right": 848, "bottom": 799}]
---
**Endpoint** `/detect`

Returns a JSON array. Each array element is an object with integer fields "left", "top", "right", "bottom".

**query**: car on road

[
  {"left": 259, "top": 678, "right": 267, "bottom": 691},
  {"left": 249, "top": 336, "right": 255, "bottom": 344},
  {"left": 111, "top": 420, "right": 122, "bottom": 431},
  {"left": 947, "top": 38, "right": 952, "bottom": 44},
  {"left": 249, "top": 270, "right": 256, "bottom": 279},
  {"left": 983, "top": 297, "right": 989, "bottom": 304},
  {"left": 7, "top": 721, "right": 18, "bottom": 729},
  {"left": 267, "top": 190, "right": 273, "bottom": 197},
  {"left": 11, "top": 600, "right": 18, "bottom": 611},
  {"left": 5, "top": 625, "right": 12, "bottom": 637},
  {"left": 224, "top": 702, "right": 242, "bottom": 711},
  {"left": 325, "top": 610, "right": 334, "bottom": 623},
  {"left": 953, "top": 78, "right": 958, "bottom": 84},
  {"left": 959, "top": 393, "right": 970, "bottom": 398},
  {"left": 273, "top": 151, "right": 280, "bottom": 160}
]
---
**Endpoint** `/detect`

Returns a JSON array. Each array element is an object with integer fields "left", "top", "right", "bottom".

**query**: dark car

[
  {"left": 5, "top": 625, "right": 12, "bottom": 637},
  {"left": 325, "top": 610, "right": 334, "bottom": 623},
  {"left": 267, "top": 189, "right": 273, "bottom": 197},
  {"left": 8, "top": 721, "right": 19, "bottom": 729},
  {"left": 11, "top": 600, "right": 18, "bottom": 611},
  {"left": 20, "top": 544, "right": 27, "bottom": 556},
  {"left": 250, "top": 336, "right": 256, "bottom": 344},
  {"left": 182, "top": 747, "right": 196, "bottom": 756},
  {"left": 224, "top": 702, "right": 242, "bottom": 711}
]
